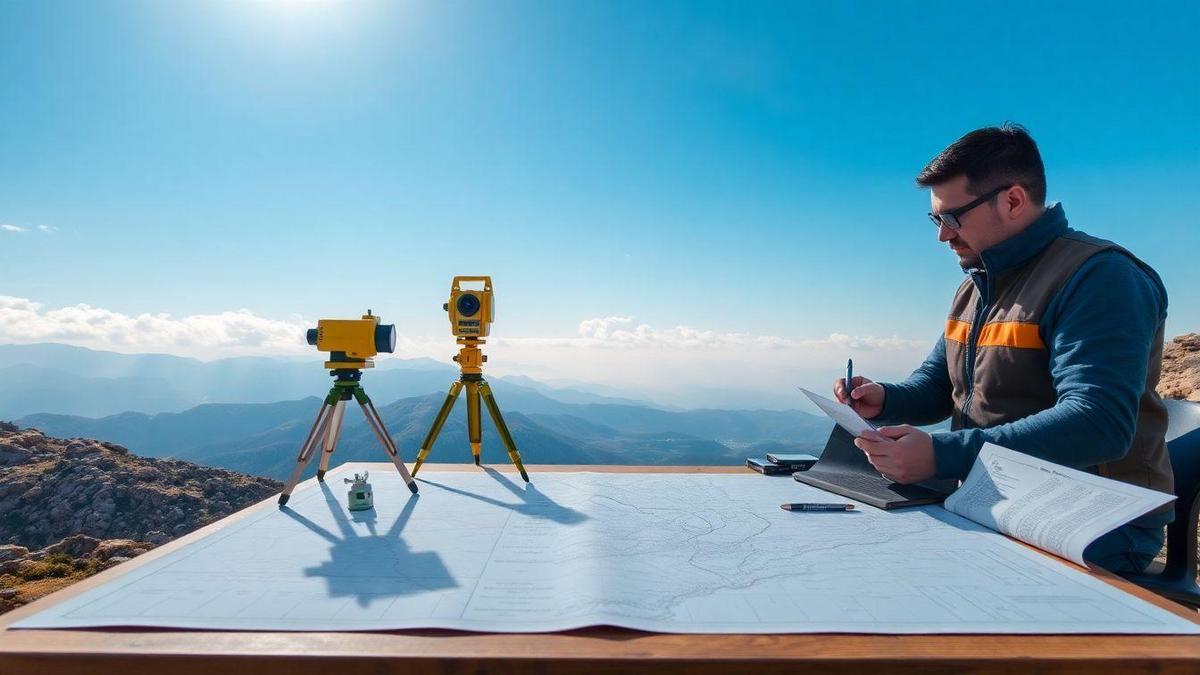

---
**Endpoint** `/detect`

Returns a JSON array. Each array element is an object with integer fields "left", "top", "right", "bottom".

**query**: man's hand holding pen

[
  {"left": 833, "top": 375, "right": 937, "bottom": 485},
  {"left": 833, "top": 375, "right": 886, "bottom": 419}
]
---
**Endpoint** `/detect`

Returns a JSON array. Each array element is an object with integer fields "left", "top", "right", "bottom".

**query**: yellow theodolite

[
  {"left": 277, "top": 310, "right": 418, "bottom": 506},
  {"left": 412, "top": 276, "right": 529, "bottom": 481}
]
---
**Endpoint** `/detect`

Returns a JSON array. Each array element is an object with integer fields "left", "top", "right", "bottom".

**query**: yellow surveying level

[
  {"left": 277, "top": 310, "right": 417, "bottom": 506},
  {"left": 413, "top": 277, "right": 529, "bottom": 481},
  {"left": 306, "top": 310, "right": 396, "bottom": 369}
]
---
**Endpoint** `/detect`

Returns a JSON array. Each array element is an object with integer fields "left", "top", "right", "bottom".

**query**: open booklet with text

[{"left": 946, "top": 443, "right": 1174, "bottom": 567}]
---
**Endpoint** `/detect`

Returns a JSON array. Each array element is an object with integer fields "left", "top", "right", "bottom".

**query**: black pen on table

[{"left": 781, "top": 503, "right": 855, "bottom": 512}]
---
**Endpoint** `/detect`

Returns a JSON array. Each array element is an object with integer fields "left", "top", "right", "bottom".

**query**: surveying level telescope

[
  {"left": 445, "top": 276, "right": 494, "bottom": 338},
  {"left": 306, "top": 310, "right": 397, "bottom": 369},
  {"left": 278, "top": 309, "right": 417, "bottom": 506},
  {"left": 414, "top": 276, "right": 530, "bottom": 481}
]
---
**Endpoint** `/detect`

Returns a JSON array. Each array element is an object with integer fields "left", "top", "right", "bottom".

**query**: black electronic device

[
  {"left": 792, "top": 426, "right": 957, "bottom": 509},
  {"left": 765, "top": 453, "right": 819, "bottom": 471},
  {"left": 746, "top": 457, "right": 797, "bottom": 476}
]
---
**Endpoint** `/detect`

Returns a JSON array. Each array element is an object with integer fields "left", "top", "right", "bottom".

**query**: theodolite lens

[
  {"left": 375, "top": 324, "right": 397, "bottom": 353},
  {"left": 456, "top": 293, "right": 481, "bottom": 317},
  {"left": 306, "top": 328, "right": 319, "bottom": 345}
]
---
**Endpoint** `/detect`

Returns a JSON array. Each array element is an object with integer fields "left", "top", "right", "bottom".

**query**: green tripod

[
  {"left": 278, "top": 368, "right": 418, "bottom": 506},
  {"left": 411, "top": 338, "right": 529, "bottom": 481}
]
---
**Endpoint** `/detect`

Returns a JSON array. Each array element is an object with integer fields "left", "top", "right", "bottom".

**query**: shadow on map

[
  {"left": 280, "top": 483, "right": 456, "bottom": 606},
  {"left": 416, "top": 467, "right": 589, "bottom": 526}
]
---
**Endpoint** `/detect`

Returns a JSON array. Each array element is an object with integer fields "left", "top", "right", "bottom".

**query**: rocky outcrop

[
  {"left": 0, "top": 425, "right": 284, "bottom": 615},
  {"left": 1159, "top": 333, "right": 1200, "bottom": 402},
  {"left": 0, "top": 426, "right": 282, "bottom": 549},
  {"left": 0, "top": 535, "right": 152, "bottom": 576}
]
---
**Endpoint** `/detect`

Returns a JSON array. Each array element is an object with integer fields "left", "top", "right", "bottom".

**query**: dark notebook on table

[{"left": 793, "top": 426, "right": 957, "bottom": 509}]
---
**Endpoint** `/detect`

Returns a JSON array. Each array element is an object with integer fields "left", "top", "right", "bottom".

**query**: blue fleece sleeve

[
  {"left": 874, "top": 336, "right": 954, "bottom": 426},
  {"left": 929, "top": 251, "right": 1167, "bottom": 481}
]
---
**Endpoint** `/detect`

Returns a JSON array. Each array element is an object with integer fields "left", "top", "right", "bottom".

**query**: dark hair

[{"left": 916, "top": 123, "right": 1046, "bottom": 205}]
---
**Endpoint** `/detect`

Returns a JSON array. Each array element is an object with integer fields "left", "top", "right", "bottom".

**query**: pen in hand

[{"left": 845, "top": 358, "right": 854, "bottom": 403}]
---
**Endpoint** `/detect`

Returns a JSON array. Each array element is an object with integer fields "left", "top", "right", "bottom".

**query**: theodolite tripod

[
  {"left": 411, "top": 337, "right": 529, "bottom": 481},
  {"left": 278, "top": 367, "right": 418, "bottom": 506}
]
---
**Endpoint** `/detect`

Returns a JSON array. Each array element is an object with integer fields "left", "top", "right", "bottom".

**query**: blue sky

[{"left": 1, "top": 1, "right": 1197, "bottom": 405}]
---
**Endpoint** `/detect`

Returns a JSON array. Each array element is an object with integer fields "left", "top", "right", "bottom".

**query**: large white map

[{"left": 14, "top": 464, "right": 1200, "bottom": 634}]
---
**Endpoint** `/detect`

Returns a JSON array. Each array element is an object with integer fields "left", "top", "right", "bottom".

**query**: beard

[{"left": 951, "top": 243, "right": 982, "bottom": 268}]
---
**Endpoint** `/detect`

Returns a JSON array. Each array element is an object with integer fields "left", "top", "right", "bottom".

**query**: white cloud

[
  {"left": 1, "top": 224, "right": 27, "bottom": 233},
  {"left": 479, "top": 316, "right": 933, "bottom": 407},
  {"left": 495, "top": 316, "right": 923, "bottom": 352},
  {"left": 0, "top": 296, "right": 311, "bottom": 359},
  {"left": 37, "top": 224, "right": 58, "bottom": 233},
  {"left": 0, "top": 299, "right": 932, "bottom": 407}
]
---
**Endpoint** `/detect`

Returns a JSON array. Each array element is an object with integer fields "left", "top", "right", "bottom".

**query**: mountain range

[
  {"left": 0, "top": 343, "right": 656, "bottom": 419},
  {"left": 16, "top": 390, "right": 834, "bottom": 481},
  {"left": 4, "top": 343, "right": 837, "bottom": 479}
]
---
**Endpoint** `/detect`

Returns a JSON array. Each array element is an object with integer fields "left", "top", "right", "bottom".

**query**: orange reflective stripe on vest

[
  {"left": 944, "top": 319, "right": 971, "bottom": 343},
  {"left": 945, "top": 319, "right": 1043, "bottom": 349},
  {"left": 977, "top": 321, "right": 1045, "bottom": 349}
]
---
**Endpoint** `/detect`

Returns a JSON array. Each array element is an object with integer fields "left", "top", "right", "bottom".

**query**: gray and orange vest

[{"left": 944, "top": 220, "right": 1173, "bottom": 501}]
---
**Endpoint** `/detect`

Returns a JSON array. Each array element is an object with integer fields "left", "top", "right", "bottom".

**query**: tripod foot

[
  {"left": 478, "top": 380, "right": 530, "bottom": 482},
  {"left": 407, "top": 481, "right": 419, "bottom": 494},
  {"left": 277, "top": 494, "right": 290, "bottom": 507},
  {"left": 316, "top": 469, "right": 326, "bottom": 482}
]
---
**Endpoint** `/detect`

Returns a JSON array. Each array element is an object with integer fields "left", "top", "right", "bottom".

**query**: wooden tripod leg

[
  {"left": 479, "top": 380, "right": 529, "bottom": 482},
  {"left": 356, "top": 389, "right": 418, "bottom": 495},
  {"left": 317, "top": 398, "right": 347, "bottom": 482},
  {"left": 279, "top": 399, "right": 336, "bottom": 506}
]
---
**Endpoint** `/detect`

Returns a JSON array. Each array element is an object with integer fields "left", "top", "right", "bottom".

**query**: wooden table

[{"left": 3, "top": 463, "right": 1199, "bottom": 674}]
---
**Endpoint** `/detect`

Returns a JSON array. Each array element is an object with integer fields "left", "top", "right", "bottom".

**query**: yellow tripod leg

[
  {"left": 413, "top": 380, "right": 464, "bottom": 476},
  {"left": 479, "top": 380, "right": 529, "bottom": 482},
  {"left": 466, "top": 380, "right": 482, "bottom": 465}
]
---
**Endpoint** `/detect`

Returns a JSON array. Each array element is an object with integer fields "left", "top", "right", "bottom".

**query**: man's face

[{"left": 929, "top": 175, "right": 1005, "bottom": 268}]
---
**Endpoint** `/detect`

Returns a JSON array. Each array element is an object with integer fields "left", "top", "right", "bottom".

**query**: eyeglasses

[{"left": 927, "top": 185, "right": 1009, "bottom": 230}]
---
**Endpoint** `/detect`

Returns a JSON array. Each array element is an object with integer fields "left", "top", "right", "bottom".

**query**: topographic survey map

[{"left": 15, "top": 466, "right": 1200, "bottom": 634}]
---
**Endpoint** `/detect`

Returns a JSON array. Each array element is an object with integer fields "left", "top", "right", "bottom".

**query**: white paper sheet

[
  {"left": 13, "top": 465, "right": 1197, "bottom": 634},
  {"left": 945, "top": 443, "right": 1176, "bottom": 566},
  {"left": 798, "top": 386, "right": 877, "bottom": 436}
]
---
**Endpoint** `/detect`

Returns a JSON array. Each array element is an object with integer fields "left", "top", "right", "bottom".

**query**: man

[{"left": 835, "top": 124, "right": 1172, "bottom": 573}]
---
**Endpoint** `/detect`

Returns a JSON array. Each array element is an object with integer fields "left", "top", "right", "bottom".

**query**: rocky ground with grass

[{"left": 0, "top": 422, "right": 281, "bottom": 615}]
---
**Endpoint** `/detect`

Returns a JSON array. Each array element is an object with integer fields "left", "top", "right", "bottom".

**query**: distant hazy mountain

[
  {"left": 493, "top": 374, "right": 655, "bottom": 407},
  {"left": 0, "top": 343, "right": 659, "bottom": 418},
  {"left": 4, "top": 342, "right": 839, "bottom": 479},
  {"left": 0, "top": 364, "right": 198, "bottom": 418},
  {"left": 17, "top": 391, "right": 834, "bottom": 480},
  {"left": 18, "top": 398, "right": 322, "bottom": 457}
]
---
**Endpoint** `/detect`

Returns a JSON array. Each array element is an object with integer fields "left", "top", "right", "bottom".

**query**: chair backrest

[
  {"left": 1162, "top": 427, "right": 1200, "bottom": 580},
  {"left": 1165, "top": 399, "right": 1200, "bottom": 443}
]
